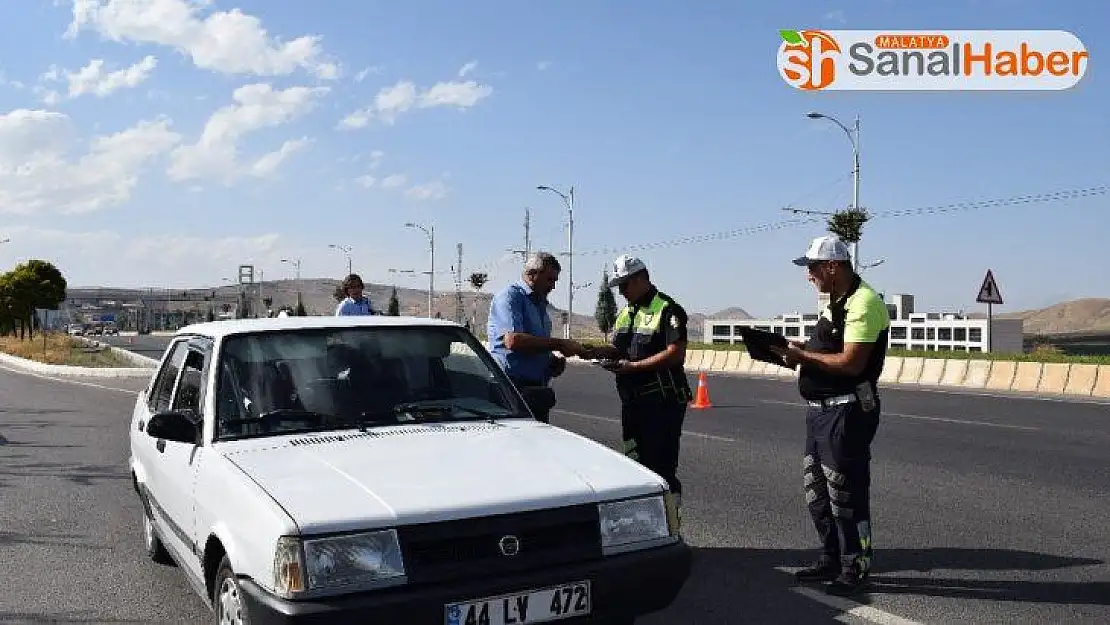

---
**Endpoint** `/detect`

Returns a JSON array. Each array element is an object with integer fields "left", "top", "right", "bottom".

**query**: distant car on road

[{"left": 129, "top": 315, "right": 690, "bottom": 624}]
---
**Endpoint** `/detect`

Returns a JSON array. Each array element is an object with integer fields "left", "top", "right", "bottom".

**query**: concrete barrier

[
  {"left": 1092, "top": 365, "right": 1110, "bottom": 399},
  {"left": 897, "top": 357, "right": 924, "bottom": 384},
  {"left": 940, "top": 359, "right": 968, "bottom": 386},
  {"left": 659, "top": 347, "right": 1107, "bottom": 403},
  {"left": 984, "top": 360, "right": 1016, "bottom": 390},
  {"left": 962, "top": 360, "right": 991, "bottom": 388},
  {"left": 1063, "top": 364, "right": 1098, "bottom": 396},
  {"left": 879, "top": 357, "right": 903, "bottom": 385},
  {"left": 1036, "top": 363, "right": 1070, "bottom": 395},
  {"left": 1011, "top": 362, "right": 1043, "bottom": 393},
  {"left": 918, "top": 358, "right": 947, "bottom": 386}
]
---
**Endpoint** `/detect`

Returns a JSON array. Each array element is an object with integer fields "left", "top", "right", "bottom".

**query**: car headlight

[
  {"left": 598, "top": 494, "right": 678, "bottom": 555},
  {"left": 273, "top": 529, "right": 406, "bottom": 597}
]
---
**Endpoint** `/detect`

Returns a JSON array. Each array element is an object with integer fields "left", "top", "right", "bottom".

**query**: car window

[
  {"left": 171, "top": 348, "right": 207, "bottom": 416},
  {"left": 149, "top": 340, "right": 188, "bottom": 413},
  {"left": 213, "top": 326, "right": 527, "bottom": 441}
]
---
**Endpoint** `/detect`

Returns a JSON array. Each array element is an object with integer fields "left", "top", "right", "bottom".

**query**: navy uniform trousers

[
  {"left": 621, "top": 396, "right": 687, "bottom": 497},
  {"left": 803, "top": 399, "right": 880, "bottom": 571}
]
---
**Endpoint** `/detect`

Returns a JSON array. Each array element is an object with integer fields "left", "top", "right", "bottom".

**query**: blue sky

[{"left": 0, "top": 0, "right": 1105, "bottom": 318}]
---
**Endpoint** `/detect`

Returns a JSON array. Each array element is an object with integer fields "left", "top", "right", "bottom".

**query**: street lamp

[
  {"left": 537, "top": 184, "right": 575, "bottom": 339},
  {"left": 328, "top": 244, "right": 353, "bottom": 275},
  {"left": 806, "top": 111, "right": 862, "bottom": 271},
  {"left": 404, "top": 222, "right": 434, "bottom": 317},
  {"left": 280, "top": 257, "right": 302, "bottom": 280}
]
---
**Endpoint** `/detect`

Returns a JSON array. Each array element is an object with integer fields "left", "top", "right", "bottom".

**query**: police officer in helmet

[
  {"left": 588, "top": 254, "right": 692, "bottom": 517},
  {"left": 771, "top": 235, "right": 889, "bottom": 596}
]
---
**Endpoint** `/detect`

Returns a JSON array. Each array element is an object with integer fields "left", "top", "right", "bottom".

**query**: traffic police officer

[
  {"left": 771, "top": 235, "right": 890, "bottom": 596},
  {"left": 589, "top": 254, "right": 692, "bottom": 518}
]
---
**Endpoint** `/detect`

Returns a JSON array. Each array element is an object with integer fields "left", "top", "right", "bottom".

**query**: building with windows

[{"left": 704, "top": 292, "right": 1024, "bottom": 354}]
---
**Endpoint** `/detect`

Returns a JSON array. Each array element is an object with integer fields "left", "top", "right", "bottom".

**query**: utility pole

[
  {"left": 508, "top": 207, "right": 532, "bottom": 265},
  {"left": 537, "top": 185, "right": 575, "bottom": 339},
  {"left": 454, "top": 243, "right": 464, "bottom": 324},
  {"left": 405, "top": 222, "right": 435, "bottom": 317},
  {"left": 806, "top": 111, "right": 861, "bottom": 271}
]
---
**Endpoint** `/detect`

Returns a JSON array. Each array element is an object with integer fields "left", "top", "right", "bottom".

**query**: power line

[{"left": 458, "top": 183, "right": 1108, "bottom": 276}]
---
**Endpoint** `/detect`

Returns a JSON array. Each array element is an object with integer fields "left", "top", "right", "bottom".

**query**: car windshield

[{"left": 213, "top": 325, "right": 527, "bottom": 441}]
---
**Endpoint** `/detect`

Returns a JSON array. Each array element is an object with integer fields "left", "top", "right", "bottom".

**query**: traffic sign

[{"left": 976, "top": 270, "right": 1003, "bottom": 305}]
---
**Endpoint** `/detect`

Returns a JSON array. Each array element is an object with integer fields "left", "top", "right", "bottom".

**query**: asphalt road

[{"left": 1, "top": 344, "right": 1108, "bottom": 624}]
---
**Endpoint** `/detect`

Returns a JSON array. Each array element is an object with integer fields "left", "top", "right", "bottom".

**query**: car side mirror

[{"left": 147, "top": 410, "right": 200, "bottom": 445}]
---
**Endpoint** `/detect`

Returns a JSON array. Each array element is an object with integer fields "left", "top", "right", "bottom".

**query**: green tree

[
  {"left": 387, "top": 286, "right": 400, "bottom": 316},
  {"left": 594, "top": 271, "right": 618, "bottom": 339},
  {"left": 826, "top": 207, "right": 870, "bottom": 244},
  {"left": 206, "top": 306, "right": 216, "bottom": 322},
  {"left": 6, "top": 260, "right": 67, "bottom": 339},
  {"left": 467, "top": 272, "right": 489, "bottom": 328},
  {"left": 294, "top": 292, "right": 307, "bottom": 316}
]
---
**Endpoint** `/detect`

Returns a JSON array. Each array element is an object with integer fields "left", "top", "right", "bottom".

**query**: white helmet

[{"left": 608, "top": 254, "right": 647, "bottom": 287}]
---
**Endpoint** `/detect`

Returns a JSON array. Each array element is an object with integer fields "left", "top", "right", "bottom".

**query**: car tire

[
  {"left": 212, "top": 555, "right": 251, "bottom": 625},
  {"left": 142, "top": 507, "right": 173, "bottom": 565}
]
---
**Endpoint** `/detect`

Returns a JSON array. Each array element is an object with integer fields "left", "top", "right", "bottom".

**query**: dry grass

[{"left": 0, "top": 332, "right": 132, "bottom": 367}]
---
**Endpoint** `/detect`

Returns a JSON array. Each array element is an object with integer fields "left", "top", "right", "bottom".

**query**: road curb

[{"left": 0, "top": 350, "right": 156, "bottom": 378}]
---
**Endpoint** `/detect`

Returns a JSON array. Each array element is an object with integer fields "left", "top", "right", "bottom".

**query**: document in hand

[{"left": 737, "top": 327, "right": 793, "bottom": 369}]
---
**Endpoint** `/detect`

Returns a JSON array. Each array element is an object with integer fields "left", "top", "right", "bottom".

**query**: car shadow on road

[
  {"left": 0, "top": 612, "right": 154, "bottom": 624},
  {"left": 644, "top": 546, "right": 1107, "bottom": 624}
]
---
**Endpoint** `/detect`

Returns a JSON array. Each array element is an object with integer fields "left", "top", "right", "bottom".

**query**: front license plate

[{"left": 445, "top": 580, "right": 591, "bottom": 625}]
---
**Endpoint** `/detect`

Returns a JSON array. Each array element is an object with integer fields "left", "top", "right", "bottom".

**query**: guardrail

[{"left": 679, "top": 349, "right": 1110, "bottom": 399}]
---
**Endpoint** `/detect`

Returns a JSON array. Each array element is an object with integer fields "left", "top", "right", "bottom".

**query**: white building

[{"left": 704, "top": 293, "right": 1024, "bottom": 354}]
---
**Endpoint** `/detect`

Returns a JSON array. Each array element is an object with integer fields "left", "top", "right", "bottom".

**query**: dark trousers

[
  {"left": 803, "top": 400, "right": 880, "bottom": 571},
  {"left": 620, "top": 397, "right": 687, "bottom": 496},
  {"left": 516, "top": 384, "right": 556, "bottom": 424}
]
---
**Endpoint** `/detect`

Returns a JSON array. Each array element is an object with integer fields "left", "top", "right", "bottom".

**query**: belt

[{"left": 807, "top": 393, "right": 857, "bottom": 408}]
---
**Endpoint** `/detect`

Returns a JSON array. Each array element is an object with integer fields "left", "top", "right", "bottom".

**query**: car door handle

[
  {"left": 156, "top": 439, "right": 166, "bottom": 453},
  {"left": 137, "top": 419, "right": 145, "bottom": 432}
]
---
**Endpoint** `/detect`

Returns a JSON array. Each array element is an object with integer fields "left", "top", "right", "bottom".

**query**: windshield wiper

[
  {"left": 257, "top": 409, "right": 329, "bottom": 423},
  {"left": 392, "top": 400, "right": 512, "bottom": 424}
]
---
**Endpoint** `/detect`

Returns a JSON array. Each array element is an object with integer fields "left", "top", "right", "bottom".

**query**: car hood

[{"left": 219, "top": 420, "right": 665, "bottom": 534}]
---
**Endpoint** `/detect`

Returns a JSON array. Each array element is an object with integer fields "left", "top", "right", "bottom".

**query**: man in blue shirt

[
  {"left": 335, "top": 273, "right": 377, "bottom": 316},
  {"left": 487, "top": 252, "right": 589, "bottom": 423}
]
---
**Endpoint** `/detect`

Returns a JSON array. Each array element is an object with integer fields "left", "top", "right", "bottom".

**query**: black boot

[
  {"left": 794, "top": 554, "right": 840, "bottom": 583},
  {"left": 825, "top": 559, "right": 868, "bottom": 595}
]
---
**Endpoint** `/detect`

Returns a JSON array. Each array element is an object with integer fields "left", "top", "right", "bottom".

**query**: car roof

[{"left": 174, "top": 315, "right": 464, "bottom": 341}]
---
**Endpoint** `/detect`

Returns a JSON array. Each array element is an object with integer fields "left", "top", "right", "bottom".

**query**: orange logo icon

[{"left": 778, "top": 29, "right": 842, "bottom": 90}]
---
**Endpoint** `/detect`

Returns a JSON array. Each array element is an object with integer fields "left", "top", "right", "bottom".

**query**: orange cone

[{"left": 689, "top": 371, "right": 712, "bottom": 409}]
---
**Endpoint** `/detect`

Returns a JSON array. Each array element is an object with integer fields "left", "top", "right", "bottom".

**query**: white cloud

[
  {"left": 367, "top": 150, "right": 384, "bottom": 169},
  {"left": 381, "top": 173, "right": 407, "bottom": 188},
  {"left": 354, "top": 65, "right": 382, "bottom": 82},
  {"left": 0, "top": 109, "right": 180, "bottom": 215},
  {"left": 458, "top": 61, "right": 477, "bottom": 77},
  {"left": 38, "top": 55, "right": 157, "bottom": 103},
  {"left": 3, "top": 225, "right": 284, "bottom": 287},
  {"left": 168, "top": 83, "right": 327, "bottom": 183},
  {"left": 338, "top": 76, "right": 493, "bottom": 130},
  {"left": 536, "top": 61, "right": 551, "bottom": 71},
  {"left": 64, "top": 0, "right": 338, "bottom": 79},
  {"left": 354, "top": 174, "right": 375, "bottom": 188},
  {"left": 249, "top": 136, "right": 310, "bottom": 178},
  {"left": 824, "top": 9, "right": 847, "bottom": 24},
  {"left": 404, "top": 180, "right": 448, "bottom": 201}
]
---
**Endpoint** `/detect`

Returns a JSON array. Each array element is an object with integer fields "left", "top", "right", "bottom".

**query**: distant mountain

[
  {"left": 999, "top": 298, "right": 1110, "bottom": 335},
  {"left": 706, "top": 307, "right": 753, "bottom": 320}
]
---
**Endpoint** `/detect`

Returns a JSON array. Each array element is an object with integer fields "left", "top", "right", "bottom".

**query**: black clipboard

[{"left": 736, "top": 327, "right": 793, "bottom": 369}]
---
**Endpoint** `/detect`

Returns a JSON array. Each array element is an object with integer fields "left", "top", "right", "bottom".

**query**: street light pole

[
  {"left": 328, "top": 244, "right": 353, "bottom": 275},
  {"left": 537, "top": 184, "right": 575, "bottom": 339},
  {"left": 807, "top": 111, "right": 861, "bottom": 272},
  {"left": 405, "top": 222, "right": 435, "bottom": 317}
]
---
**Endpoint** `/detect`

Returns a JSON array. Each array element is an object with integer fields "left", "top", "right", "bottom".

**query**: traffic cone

[{"left": 689, "top": 371, "right": 712, "bottom": 409}]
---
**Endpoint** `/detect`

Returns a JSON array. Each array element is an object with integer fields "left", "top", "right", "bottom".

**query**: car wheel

[
  {"left": 212, "top": 555, "right": 251, "bottom": 625},
  {"left": 142, "top": 507, "right": 173, "bottom": 565}
]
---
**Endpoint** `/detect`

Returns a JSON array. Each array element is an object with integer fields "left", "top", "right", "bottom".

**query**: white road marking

[
  {"left": 0, "top": 363, "right": 141, "bottom": 395},
  {"left": 758, "top": 399, "right": 1040, "bottom": 432},
  {"left": 772, "top": 567, "right": 925, "bottom": 625},
  {"left": 552, "top": 409, "right": 737, "bottom": 442}
]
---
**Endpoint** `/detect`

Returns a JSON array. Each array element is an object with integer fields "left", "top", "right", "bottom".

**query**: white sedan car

[{"left": 130, "top": 315, "right": 691, "bottom": 624}]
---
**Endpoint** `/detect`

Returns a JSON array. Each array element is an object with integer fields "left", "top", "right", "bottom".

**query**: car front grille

[{"left": 397, "top": 503, "right": 601, "bottom": 585}]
